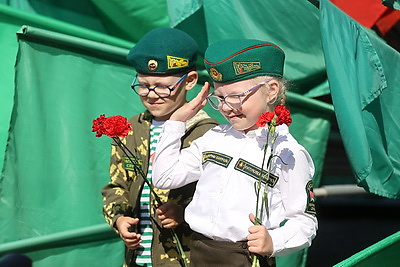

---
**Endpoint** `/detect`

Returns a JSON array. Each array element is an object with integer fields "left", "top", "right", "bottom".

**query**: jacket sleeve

[
  {"left": 101, "top": 114, "right": 150, "bottom": 233},
  {"left": 101, "top": 142, "right": 137, "bottom": 232}
]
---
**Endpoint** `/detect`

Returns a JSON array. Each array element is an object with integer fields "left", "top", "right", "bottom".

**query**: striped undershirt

[{"left": 135, "top": 121, "right": 164, "bottom": 267}]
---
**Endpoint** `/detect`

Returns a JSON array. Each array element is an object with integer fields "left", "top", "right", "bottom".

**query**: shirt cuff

[{"left": 268, "top": 228, "right": 286, "bottom": 257}]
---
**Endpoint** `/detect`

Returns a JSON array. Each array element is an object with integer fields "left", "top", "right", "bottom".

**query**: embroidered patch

[
  {"left": 305, "top": 181, "right": 316, "bottom": 215},
  {"left": 167, "top": 55, "right": 189, "bottom": 69},
  {"left": 209, "top": 68, "right": 223, "bottom": 81},
  {"left": 233, "top": 61, "right": 261, "bottom": 75},
  {"left": 123, "top": 156, "right": 143, "bottom": 171},
  {"left": 234, "top": 158, "right": 279, "bottom": 187},
  {"left": 202, "top": 151, "right": 232, "bottom": 168}
]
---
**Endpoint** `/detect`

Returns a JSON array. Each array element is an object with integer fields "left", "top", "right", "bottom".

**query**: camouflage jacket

[{"left": 101, "top": 109, "right": 218, "bottom": 266}]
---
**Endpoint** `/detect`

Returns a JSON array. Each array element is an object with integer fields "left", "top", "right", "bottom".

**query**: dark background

[
  {"left": 306, "top": 114, "right": 400, "bottom": 266},
  {"left": 308, "top": 195, "right": 399, "bottom": 266}
]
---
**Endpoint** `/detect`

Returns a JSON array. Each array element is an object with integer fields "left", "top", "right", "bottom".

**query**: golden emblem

[
  {"left": 148, "top": 59, "right": 158, "bottom": 72},
  {"left": 209, "top": 68, "right": 222, "bottom": 81}
]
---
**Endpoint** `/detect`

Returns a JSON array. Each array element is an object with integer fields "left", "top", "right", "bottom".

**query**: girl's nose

[{"left": 219, "top": 101, "right": 233, "bottom": 112}]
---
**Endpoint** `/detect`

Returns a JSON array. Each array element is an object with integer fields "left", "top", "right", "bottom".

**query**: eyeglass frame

[
  {"left": 206, "top": 79, "right": 271, "bottom": 110},
  {"left": 131, "top": 73, "right": 188, "bottom": 98}
]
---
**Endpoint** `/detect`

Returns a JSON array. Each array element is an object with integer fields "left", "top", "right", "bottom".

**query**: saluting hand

[{"left": 170, "top": 82, "right": 210, "bottom": 122}]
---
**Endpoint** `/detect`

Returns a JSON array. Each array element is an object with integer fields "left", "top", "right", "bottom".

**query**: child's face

[
  {"left": 136, "top": 74, "right": 188, "bottom": 121},
  {"left": 213, "top": 77, "right": 272, "bottom": 133}
]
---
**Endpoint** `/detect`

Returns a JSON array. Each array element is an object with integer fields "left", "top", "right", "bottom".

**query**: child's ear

[
  {"left": 184, "top": 71, "right": 199, "bottom": 91},
  {"left": 266, "top": 79, "right": 280, "bottom": 102}
]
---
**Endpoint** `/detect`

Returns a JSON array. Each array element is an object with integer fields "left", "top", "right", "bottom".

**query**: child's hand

[
  {"left": 170, "top": 82, "right": 210, "bottom": 122},
  {"left": 247, "top": 213, "right": 274, "bottom": 256},
  {"left": 155, "top": 202, "right": 184, "bottom": 229},
  {"left": 116, "top": 216, "right": 142, "bottom": 249}
]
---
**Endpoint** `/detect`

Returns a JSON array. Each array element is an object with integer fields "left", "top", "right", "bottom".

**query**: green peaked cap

[
  {"left": 127, "top": 28, "right": 199, "bottom": 75},
  {"left": 204, "top": 39, "right": 285, "bottom": 83}
]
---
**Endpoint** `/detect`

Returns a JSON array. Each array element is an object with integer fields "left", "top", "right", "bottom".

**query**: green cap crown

[
  {"left": 204, "top": 39, "right": 285, "bottom": 83},
  {"left": 127, "top": 28, "right": 198, "bottom": 75}
]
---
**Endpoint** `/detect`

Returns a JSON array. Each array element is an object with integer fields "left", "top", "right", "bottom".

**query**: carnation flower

[
  {"left": 274, "top": 105, "right": 292, "bottom": 126},
  {"left": 92, "top": 114, "right": 132, "bottom": 138},
  {"left": 92, "top": 114, "right": 188, "bottom": 266},
  {"left": 256, "top": 112, "right": 275, "bottom": 127},
  {"left": 252, "top": 105, "right": 292, "bottom": 266}
]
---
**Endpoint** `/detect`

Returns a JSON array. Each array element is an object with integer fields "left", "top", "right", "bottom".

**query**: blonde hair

[{"left": 259, "top": 75, "right": 288, "bottom": 106}]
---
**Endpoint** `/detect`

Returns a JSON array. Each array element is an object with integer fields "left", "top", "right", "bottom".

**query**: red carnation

[
  {"left": 256, "top": 112, "right": 275, "bottom": 127},
  {"left": 103, "top": 116, "right": 132, "bottom": 138},
  {"left": 92, "top": 115, "right": 132, "bottom": 138},
  {"left": 92, "top": 114, "right": 107, "bottom": 137},
  {"left": 274, "top": 105, "right": 292, "bottom": 126}
]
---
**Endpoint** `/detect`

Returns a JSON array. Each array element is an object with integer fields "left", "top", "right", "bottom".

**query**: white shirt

[{"left": 153, "top": 121, "right": 318, "bottom": 257}]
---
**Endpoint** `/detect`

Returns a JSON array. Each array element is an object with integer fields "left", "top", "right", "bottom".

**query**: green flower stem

[
  {"left": 252, "top": 131, "right": 271, "bottom": 267},
  {"left": 255, "top": 144, "right": 268, "bottom": 221},
  {"left": 259, "top": 151, "right": 272, "bottom": 221},
  {"left": 253, "top": 119, "right": 278, "bottom": 266},
  {"left": 252, "top": 255, "right": 260, "bottom": 267},
  {"left": 113, "top": 137, "right": 163, "bottom": 204},
  {"left": 113, "top": 137, "right": 188, "bottom": 267}
]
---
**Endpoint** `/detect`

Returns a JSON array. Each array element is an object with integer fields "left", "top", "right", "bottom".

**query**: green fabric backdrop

[
  {"left": 1, "top": 0, "right": 398, "bottom": 265},
  {"left": 168, "top": 0, "right": 330, "bottom": 98},
  {"left": 0, "top": 25, "right": 333, "bottom": 266},
  {"left": 0, "top": 1, "right": 347, "bottom": 266},
  {"left": 320, "top": 0, "right": 400, "bottom": 199},
  {"left": 0, "top": 26, "right": 139, "bottom": 266}
]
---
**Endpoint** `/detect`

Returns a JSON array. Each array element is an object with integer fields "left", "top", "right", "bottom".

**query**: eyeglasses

[
  {"left": 131, "top": 73, "right": 188, "bottom": 98},
  {"left": 206, "top": 80, "right": 271, "bottom": 110}
]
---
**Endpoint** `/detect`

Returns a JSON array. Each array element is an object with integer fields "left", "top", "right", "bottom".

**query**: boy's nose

[{"left": 146, "top": 90, "right": 160, "bottom": 99}]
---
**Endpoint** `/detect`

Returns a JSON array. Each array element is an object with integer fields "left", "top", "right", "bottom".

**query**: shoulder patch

[
  {"left": 305, "top": 181, "right": 316, "bottom": 215},
  {"left": 234, "top": 158, "right": 279, "bottom": 187},
  {"left": 123, "top": 156, "right": 143, "bottom": 171},
  {"left": 202, "top": 151, "right": 232, "bottom": 168}
]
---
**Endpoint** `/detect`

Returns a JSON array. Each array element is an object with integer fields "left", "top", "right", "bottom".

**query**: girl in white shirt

[{"left": 153, "top": 39, "right": 317, "bottom": 266}]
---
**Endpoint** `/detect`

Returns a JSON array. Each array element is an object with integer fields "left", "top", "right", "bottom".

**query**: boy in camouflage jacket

[{"left": 101, "top": 28, "right": 218, "bottom": 267}]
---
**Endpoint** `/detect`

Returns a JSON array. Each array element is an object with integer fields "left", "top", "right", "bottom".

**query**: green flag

[
  {"left": 0, "top": 25, "right": 139, "bottom": 266},
  {"left": 320, "top": 0, "right": 400, "bottom": 199},
  {"left": 167, "top": 0, "right": 329, "bottom": 98}
]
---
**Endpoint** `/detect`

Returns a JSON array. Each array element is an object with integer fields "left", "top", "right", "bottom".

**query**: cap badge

[
  {"left": 209, "top": 68, "right": 222, "bottom": 81},
  {"left": 167, "top": 55, "right": 189, "bottom": 69},
  {"left": 233, "top": 62, "right": 261, "bottom": 75},
  {"left": 147, "top": 59, "right": 158, "bottom": 72}
]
